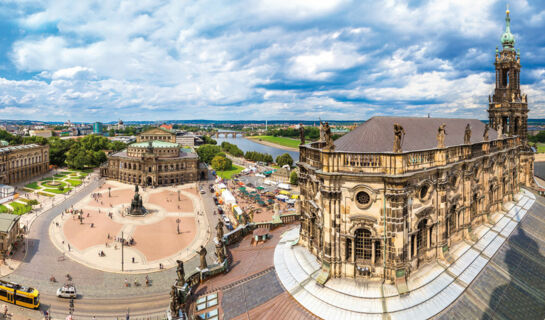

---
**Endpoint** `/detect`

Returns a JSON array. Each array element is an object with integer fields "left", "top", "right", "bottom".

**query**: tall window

[
  {"left": 355, "top": 229, "right": 372, "bottom": 260},
  {"left": 416, "top": 219, "right": 428, "bottom": 252},
  {"left": 346, "top": 239, "right": 352, "bottom": 260}
]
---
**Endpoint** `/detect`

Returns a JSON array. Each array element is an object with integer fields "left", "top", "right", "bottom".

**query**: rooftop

[
  {"left": 0, "top": 144, "right": 43, "bottom": 153},
  {"left": 0, "top": 214, "right": 19, "bottom": 233},
  {"left": 333, "top": 116, "right": 498, "bottom": 153},
  {"left": 130, "top": 141, "right": 179, "bottom": 148}
]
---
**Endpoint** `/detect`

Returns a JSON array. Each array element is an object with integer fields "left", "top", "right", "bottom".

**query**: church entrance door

[{"left": 146, "top": 176, "right": 153, "bottom": 186}]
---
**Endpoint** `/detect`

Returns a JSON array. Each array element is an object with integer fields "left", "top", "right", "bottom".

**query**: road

[{"left": 3, "top": 173, "right": 220, "bottom": 319}]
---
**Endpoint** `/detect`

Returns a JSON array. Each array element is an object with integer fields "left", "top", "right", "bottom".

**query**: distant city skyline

[{"left": 0, "top": 1, "right": 544, "bottom": 122}]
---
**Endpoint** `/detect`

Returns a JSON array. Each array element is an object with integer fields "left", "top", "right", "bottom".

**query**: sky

[{"left": 0, "top": 0, "right": 544, "bottom": 122}]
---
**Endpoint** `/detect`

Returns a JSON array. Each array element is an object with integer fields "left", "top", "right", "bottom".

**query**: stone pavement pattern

[
  {"left": 49, "top": 180, "right": 207, "bottom": 272},
  {"left": 2, "top": 174, "right": 223, "bottom": 319}
]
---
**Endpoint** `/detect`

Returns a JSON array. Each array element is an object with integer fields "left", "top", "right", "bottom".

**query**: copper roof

[{"left": 334, "top": 116, "right": 498, "bottom": 153}]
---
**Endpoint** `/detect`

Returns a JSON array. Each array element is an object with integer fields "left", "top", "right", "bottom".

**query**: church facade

[
  {"left": 102, "top": 128, "right": 204, "bottom": 186},
  {"left": 296, "top": 9, "right": 534, "bottom": 282}
]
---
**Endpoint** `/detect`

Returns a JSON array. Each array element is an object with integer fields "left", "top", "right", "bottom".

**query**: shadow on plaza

[
  {"left": 23, "top": 238, "right": 40, "bottom": 263},
  {"left": 481, "top": 226, "right": 545, "bottom": 320}
]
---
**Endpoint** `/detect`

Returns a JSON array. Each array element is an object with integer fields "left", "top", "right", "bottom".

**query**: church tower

[{"left": 488, "top": 7, "right": 528, "bottom": 140}]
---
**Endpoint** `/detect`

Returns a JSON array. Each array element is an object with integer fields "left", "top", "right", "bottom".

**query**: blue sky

[{"left": 0, "top": 0, "right": 544, "bottom": 122}]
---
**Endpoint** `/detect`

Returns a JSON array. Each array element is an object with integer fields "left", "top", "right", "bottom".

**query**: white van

[{"left": 57, "top": 285, "right": 77, "bottom": 298}]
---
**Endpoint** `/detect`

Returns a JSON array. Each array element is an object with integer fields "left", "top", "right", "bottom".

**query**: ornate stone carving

[
  {"left": 393, "top": 123, "right": 405, "bottom": 153},
  {"left": 464, "top": 124, "right": 471, "bottom": 144},
  {"left": 437, "top": 123, "right": 447, "bottom": 148}
]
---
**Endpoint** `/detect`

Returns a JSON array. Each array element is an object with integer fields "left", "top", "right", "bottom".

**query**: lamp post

[
  {"left": 121, "top": 231, "right": 124, "bottom": 272},
  {"left": 108, "top": 187, "right": 111, "bottom": 198}
]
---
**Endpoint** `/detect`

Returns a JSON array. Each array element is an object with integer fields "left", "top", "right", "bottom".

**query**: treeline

[
  {"left": 197, "top": 144, "right": 274, "bottom": 164},
  {"left": 0, "top": 130, "right": 126, "bottom": 169},
  {"left": 244, "top": 151, "right": 273, "bottom": 163},
  {"left": 529, "top": 131, "right": 545, "bottom": 143},
  {"left": 221, "top": 142, "right": 243, "bottom": 157},
  {"left": 266, "top": 127, "right": 320, "bottom": 140}
]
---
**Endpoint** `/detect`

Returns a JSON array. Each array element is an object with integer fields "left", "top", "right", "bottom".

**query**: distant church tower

[{"left": 488, "top": 7, "right": 528, "bottom": 140}]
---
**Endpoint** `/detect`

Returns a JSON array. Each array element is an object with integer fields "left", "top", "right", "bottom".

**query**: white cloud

[{"left": 0, "top": 0, "right": 543, "bottom": 121}]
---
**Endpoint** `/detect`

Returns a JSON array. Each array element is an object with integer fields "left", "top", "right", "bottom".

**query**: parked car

[
  {"left": 213, "top": 197, "right": 219, "bottom": 205},
  {"left": 217, "top": 206, "right": 224, "bottom": 215},
  {"left": 57, "top": 284, "right": 77, "bottom": 298}
]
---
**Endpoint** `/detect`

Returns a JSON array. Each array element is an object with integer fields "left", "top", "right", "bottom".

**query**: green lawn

[
  {"left": 216, "top": 164, "right": 244, "bottom": 180},
  {"left": 44, "top": 187, "right": 72, "bottom": 194},
  {"left": 42, "top": 180, "right": 67, "bottom": 188},
  {"left": 250, "top": 136, "right": 301, "bottom": 149},
  {"left": 40, "top": 177, "right": 54, "bottom": 181},
  {"left": 38, "top": 192, "right": 55, "bottom": 197},
  {"left": 25, "top": 182, "right": 40, "bottom": 190},
  {"left": 0, "top": 204, "right": 9, "bottom": 213},
  {"left": 8, "top": 202, "right": 32, "bottom": 215},
  {"left": 536, "top": 143, "right": 545, "bottom": 153},
  {"left": 66, "top": 179, "right": 82, "bottom": 186}
]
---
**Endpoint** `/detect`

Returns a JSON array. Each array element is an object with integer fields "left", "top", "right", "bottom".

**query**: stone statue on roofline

[
  {"left": 197, "top": 245, "right": 207, "bottom": 270},
  {"left": 299, "top": 123, "right": 305, "bottom": 145},
  {"left": 483, "top": 124, "right": 490, "bottom": 142},
  {"left": 215, "top": 240, "right": 226, "bottom": 264},
  {"left": 497, "top": 123, "right": 503, "bottom": 139},
  {"left": 170, "top": 286, "right": 179, "bottom": 314},
  {"left": 216, "top": 219, "right": 224, "bottom": 241},
  {"left": 464, "top": 124, "right": 471, "bottom": 144},
  {"left": 320, "top": 121, "right": 334, "bottom": 149},
  {"left": 176, "top": 260, "right": 185, "bottom": 285},
  {"left": 393, "top": 123, "right": 405, "bottom": 153},
  {"left": 437, "top": 123, "right": 447, "bottom": 148}
]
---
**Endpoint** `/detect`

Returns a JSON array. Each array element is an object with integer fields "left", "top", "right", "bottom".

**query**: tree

[
  {"left": 211, "top": 155, "right": 232, "bottom": 171},
  {"left": 276, "top": 153, "right": 293, "bottom": 167},
  {"left": 221, "top": 142, "right": 243, "bottom": 157},
  {"left": 290, "top": 170, "right": 298, "bottom": 185},
  {"left": 196, "top": 145, "right": 221, "bottom": 164},
  {"left": 202, "top": 135, "right": 217, "bottom": 145}
]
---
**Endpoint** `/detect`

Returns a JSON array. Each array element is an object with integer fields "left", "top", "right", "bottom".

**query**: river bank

[{"left": 246, "top": 136, "right": 300, "bottom": 152}]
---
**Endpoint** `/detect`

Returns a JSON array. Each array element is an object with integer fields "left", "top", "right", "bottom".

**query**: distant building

[
  {"left": 111, "top": 136, "right": 136, "bottom": 144},
  {"left": 117, "top": 119, "right": 125, "bottom": 130},
  {"left": 0, "top": 144, "right": 49, "bottom": 185},
  {"left": 0, "top": 213, "right": 21, "bottom": 256},
  {"left": 102, "top": 127, "right": 206, "bottom": 186},
  {"left": 176, "top": 133, "right": 203, "bottom": 147},
  {"left": 93, "top": 122, "right": 103, "bottom": 134},
  {"left": 78, "top": 126, "right": 93, "bottom": 136},
  {"left": 28, "top": 130, "right": 53, "bottom": 138},
  {"left": 160, "top": 124, "right": 173, "bottom": 131}
]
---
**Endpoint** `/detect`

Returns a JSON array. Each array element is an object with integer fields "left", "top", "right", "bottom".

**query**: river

[{"left": 215, "top": 134, "right": 300, "bottom": 161}]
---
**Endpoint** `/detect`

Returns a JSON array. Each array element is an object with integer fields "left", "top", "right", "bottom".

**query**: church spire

[{"left": 501, "top": 5, "right": 515, "bottom": 50}]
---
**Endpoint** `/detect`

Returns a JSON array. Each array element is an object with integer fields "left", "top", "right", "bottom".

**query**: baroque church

[{"left": 296, "top": 9, "right": 534, "bottom": 281}]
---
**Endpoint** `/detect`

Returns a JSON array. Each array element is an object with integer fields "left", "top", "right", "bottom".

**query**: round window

[
  {"left": 356, "top": 191, "right": 370, "bottom": 205},
  {"left": 419, "top": 185, "right": 429, "bottom": 199}
]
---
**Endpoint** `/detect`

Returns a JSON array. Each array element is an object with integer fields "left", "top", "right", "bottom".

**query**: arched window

[
  {"left": 416, "top": 219, "right": 428, "bottom": 252},
  {"left": 354, "top": 229, "right": 372, "bottom": 260}
]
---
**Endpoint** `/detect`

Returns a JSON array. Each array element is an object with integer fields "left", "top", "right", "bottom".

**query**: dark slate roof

[{"left": 334, "top": 116, "right": 497, "bottom": 153}]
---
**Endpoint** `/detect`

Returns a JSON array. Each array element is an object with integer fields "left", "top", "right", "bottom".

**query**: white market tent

[
  {"left": 278, "top": 183, "right": 291, "bottom": 190},
  {"left": 221, "top": 190, "right": 236, "bottom": 205}
]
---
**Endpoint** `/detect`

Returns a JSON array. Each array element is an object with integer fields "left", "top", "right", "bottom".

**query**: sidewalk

[{"left": 0, "top": 170, "right": 100, "bottom": 277}]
